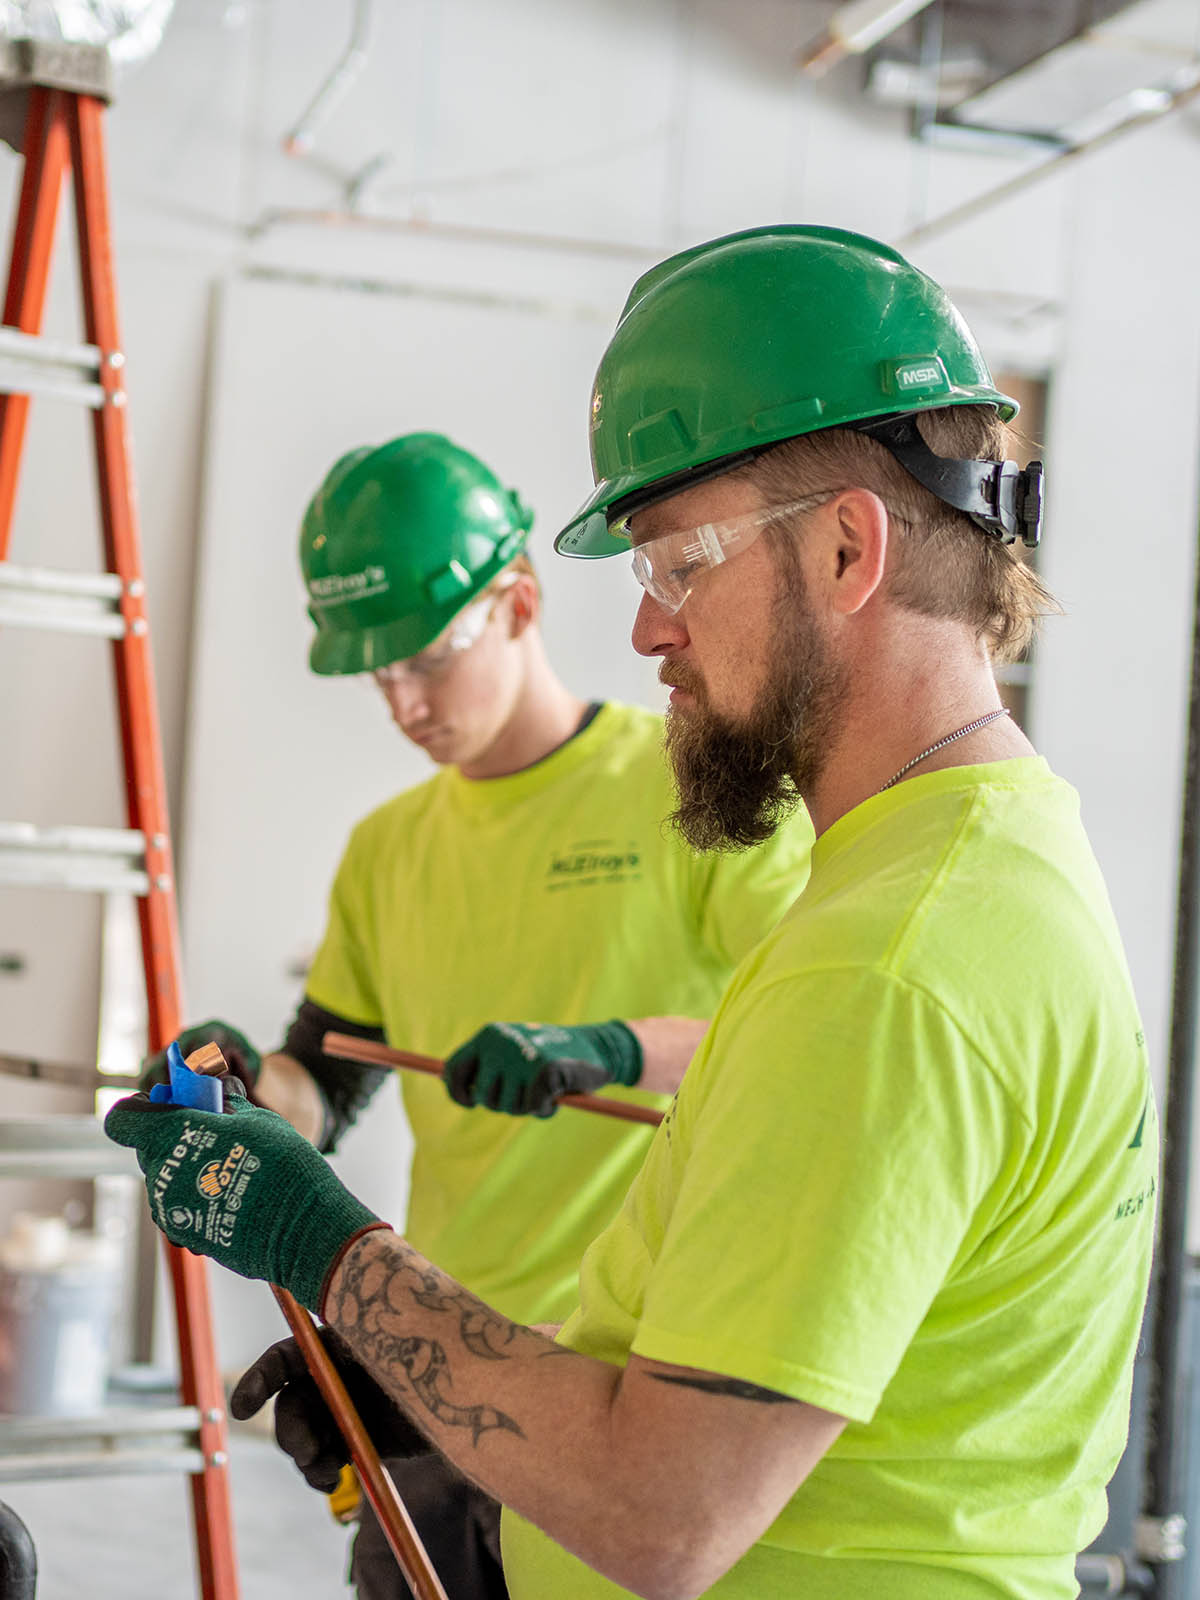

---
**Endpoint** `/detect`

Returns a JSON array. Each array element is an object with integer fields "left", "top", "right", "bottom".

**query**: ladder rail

[
  {"left": 69, "top": 93, "right": 179, "bottom": 1053},
  {"left": 0, "top": 81, "right": 241, "bottom": 1600},
  {"left": 68, "top": 89, "right": 240, "bottom": 1600},
  {"left": 0, "top": 85, "right": 70, "bottom": 562}
]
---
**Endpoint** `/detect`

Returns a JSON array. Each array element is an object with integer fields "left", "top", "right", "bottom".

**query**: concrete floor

[{"left": 3, "top": 1432, "right": 353, "bottom": 1598}]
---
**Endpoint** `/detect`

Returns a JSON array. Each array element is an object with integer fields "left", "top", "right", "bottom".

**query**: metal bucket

[{"left": 0, "top": 1215, "right": 119, "bottom": 1416}]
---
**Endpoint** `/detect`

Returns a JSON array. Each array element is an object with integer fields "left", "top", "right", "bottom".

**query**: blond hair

[
  {"left": 484, "top": 549, "right": 540, "bottom": 600},
  {"left": 744, "top": 407, "right": 1058, "bottom": 663}
]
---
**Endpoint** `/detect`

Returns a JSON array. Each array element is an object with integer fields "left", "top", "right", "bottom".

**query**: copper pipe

[
  {"left": 182, "top": 1046, "right": 449, "bottom": 1599},
  {"left": 271, "top": 1287, "right": 449, "bottom": 1600},
  {"left": 323, "top": 1031, "right": 666, "bottom": 1128}
]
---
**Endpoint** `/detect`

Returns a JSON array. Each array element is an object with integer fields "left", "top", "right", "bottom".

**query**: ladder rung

[
  {"left": 0, "top": 367, "right": 107, "bottom": 406},
  {"left": 0, "top": 325, "right": 103, "bottom": 374},
  {"left": 0, "top": 1051, "right": 108, "bottom": 1089},
  {"left": 0, "top": 1115, "right": 138, "bottom": 1179},
  {"left": 0, "top": 327, "right": 110, "bottom": 406},
  {"left": 0, "top": 564, "right": 123, "bottom": 599},
  {"left": 0, "top": 822, "right": 150, "bottom": 894},
  {"left": 0, "top": 561, "right": 127, "bottom": 637},
  {"left": 0, "top": 1446, "right": 207, "bottom": 1482},
  {"left": 0, "top": 1407, "right": 204, "bottom": 1483}
]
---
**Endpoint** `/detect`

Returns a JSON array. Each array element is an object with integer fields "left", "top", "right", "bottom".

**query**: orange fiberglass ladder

[{"left": 0, "top": 38, "right": 238, "bottom": 1599}]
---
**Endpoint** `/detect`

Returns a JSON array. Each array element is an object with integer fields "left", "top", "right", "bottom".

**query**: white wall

[{"left": 2, "top": 0, "right": 1200, "bottom": 1355}]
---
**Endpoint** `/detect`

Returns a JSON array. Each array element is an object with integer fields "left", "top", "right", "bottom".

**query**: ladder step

[
  {"left": 0, "top": 324, "right": 111, "bottom": 407},
  {"left": 0, "top": 1116, "right": 138, "bottom": 1179},
  {"left": 0, "top": 822, "right": 150, "bottom": 894},
  {"left": 0, "top": 1051, "right": 109, "bottom": 1089},
  {"left": 0, "top": 561, "right": 128, "bottom": 638},
  {"left": 0, "top": 37, "right": 114, "bottom": 101},
  {"left": 0, "top": 1408, "right": 205, "bottom": 1484}
]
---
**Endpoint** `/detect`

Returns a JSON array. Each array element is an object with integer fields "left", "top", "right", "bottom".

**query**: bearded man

[{"left": 109, "top": 225, "right": 1157, "bottom": 1600}]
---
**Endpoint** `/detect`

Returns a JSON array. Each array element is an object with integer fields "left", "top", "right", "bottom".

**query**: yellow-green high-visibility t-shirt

[
  {"left": 304, "top": 701, "right": 814, "bottom": 1324},
  {"left": 502, "top": 757, "right": 1158, "bottom": 1598}
]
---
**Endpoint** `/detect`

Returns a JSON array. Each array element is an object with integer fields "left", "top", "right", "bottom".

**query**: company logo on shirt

[
  {"left": 1115, "top": 1081, "right": 1157, "bottom": 1222},
  {"left": 545, "top": 838, "right": 642, "bottom": 891},
  {"left": 1128, "top": 1100, "right": 1148, "bottom": 1150},
  {"left": 1114, "top": 1172, "right": 1155, "bottom": 1222}
]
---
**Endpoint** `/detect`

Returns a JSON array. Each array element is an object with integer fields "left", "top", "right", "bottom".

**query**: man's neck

[
  {"left": 458, "top": 652, "right": 589, "bottom": 781},
  {"left": 805, "top": 644, "right": 1036, "bottom": 837}
]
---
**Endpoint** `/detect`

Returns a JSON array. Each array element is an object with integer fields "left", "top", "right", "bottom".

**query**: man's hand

[
  {"left": 230, "top": 1327, "right": 432, "bottom": 1492},
  {"left": 140, "top": 1020, "right": 261, "bottom": 1098},
  {"left": 443, "top": 1020, "right": 642, "bottom": 1117},
  {"left": 103, "top": 1092, "right": 385, "bottom": 1312}
]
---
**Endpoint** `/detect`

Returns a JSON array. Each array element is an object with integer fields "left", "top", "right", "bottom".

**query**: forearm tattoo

[
  {"left": 650, "top": 1372, "right": 796, "bottom": 1404},
  {"left": 327, "top": 1236, "right": 555, "bottom": 1446}
]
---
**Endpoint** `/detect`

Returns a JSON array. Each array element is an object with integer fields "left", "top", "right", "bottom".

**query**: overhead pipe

[
  {"left": 282, "top": 0, "right": 374, "bottom": 157},
  {"left": 897, "top": 72, "right": 1200, "bottom": 250},
  {"left": 798, "top": 0, "right": 940, "bottom": 76}
]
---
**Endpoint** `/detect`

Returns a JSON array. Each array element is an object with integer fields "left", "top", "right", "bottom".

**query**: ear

[
  {"left": 506, "top": 572, "right": 541, "bottom": 637},
  {"left": 818, "top": 489, "right": 889, "bottom": 617}
]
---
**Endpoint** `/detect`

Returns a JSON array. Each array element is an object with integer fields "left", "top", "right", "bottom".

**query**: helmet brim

[
  {"left": 309, "top": 611, "right": 452, "bottom": 676},
  {"left": 554, "top": 390, "right": 1018, "bottom": 560}
]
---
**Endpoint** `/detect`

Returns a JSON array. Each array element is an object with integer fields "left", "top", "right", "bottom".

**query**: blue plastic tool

[{"left": 147, "top": 1039, "right": 224, "bottom": 1112}]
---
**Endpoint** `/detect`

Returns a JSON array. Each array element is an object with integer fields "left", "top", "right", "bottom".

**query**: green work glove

[
  {"left": 104, "top": 1091, "right": 385, "bottom": 1313},
  {"left": 140, "top": 1020, "right": 261, "bottom": 1098},
  {"left": 444, "top": 1020, "right": 642, "bottom": 1118}
]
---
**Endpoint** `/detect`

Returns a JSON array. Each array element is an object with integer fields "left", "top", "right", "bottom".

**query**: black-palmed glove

[
  {"left": 229, "top": 1328, "right": 432, "bottom": 1492},
  {"left": 140, "top": 1020, "right": 261, "bottom": 1099},
  {"left": 443, "top": 1020, "right": 642, "bottom": 1117}
]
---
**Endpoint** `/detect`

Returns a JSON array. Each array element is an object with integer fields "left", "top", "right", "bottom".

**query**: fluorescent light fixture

[{"left": 799, "top": 0, "right": 939, "bottom": 75}]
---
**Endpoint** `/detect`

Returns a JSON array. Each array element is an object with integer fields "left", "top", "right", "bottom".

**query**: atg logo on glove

[
  {"left": 150, "top": 1121, "right": 261, "bottom": 1250},
  {"left": 199, "top": 1146, "right": 250, "bottom": 1199}
]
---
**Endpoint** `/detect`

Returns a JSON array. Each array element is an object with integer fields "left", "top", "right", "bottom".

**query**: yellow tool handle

[{"left": 328, "top": 1464, "right": 362, "bottom": 1525}]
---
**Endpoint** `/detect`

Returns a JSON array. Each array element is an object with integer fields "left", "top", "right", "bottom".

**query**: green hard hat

[
  {"left": 555, "top": 225, "right": 1019, "bottom": 558},
  {"left": 300, "top": 433, "right": 534, "bottom": 674}
]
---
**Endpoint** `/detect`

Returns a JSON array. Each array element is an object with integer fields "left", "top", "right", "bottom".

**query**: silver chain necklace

[{"left": 878, "top": 707, "right": 1011, "bottom": 793}]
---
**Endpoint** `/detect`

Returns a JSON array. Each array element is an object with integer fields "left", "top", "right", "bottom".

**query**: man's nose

[
  {"left": 380, "top": 674, "right": 429, "bottom": 724},
  {"left": 632, "top": 590, "right": 688, "bottom": 658}
]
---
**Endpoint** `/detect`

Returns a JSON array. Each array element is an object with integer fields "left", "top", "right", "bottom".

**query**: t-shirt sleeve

[
  {"left": 304, "top": 828, "right": 385, "bottom": 1028},
  {"left": 693, "top": 807, "right": 815, "bottom": 969},
  {"left": 630, "top": 965, "right": 1022, "bottom": 1423}
]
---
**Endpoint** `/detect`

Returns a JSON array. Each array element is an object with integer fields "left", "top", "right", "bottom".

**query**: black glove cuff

[{"left": 279, "top": 998, "right": 390, "bottom": 1153}]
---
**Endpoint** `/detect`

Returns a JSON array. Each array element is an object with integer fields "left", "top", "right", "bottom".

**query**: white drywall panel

[{"left": 181, "top": 270, "right": 661, "bottom": 1365}]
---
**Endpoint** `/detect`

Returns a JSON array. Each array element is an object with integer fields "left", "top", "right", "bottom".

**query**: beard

[{"left": 663, "top": 559, "right": 846, "bottom": 852}]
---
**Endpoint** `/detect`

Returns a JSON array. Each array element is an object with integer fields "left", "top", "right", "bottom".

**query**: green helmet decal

[
  {"left": 555, "top": 224, "right": 1020, "bottom": 558},
  {"left": 300, "top": 433, "right": 534, "bottom": 675}
]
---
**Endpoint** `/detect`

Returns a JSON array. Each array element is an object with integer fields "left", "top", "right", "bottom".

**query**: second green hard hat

[
  {"left": 300, "top": 433, "right": 533, "bottom": 675},
  {"left": 555, "top": 225, "right": 1017, "bottom": 558}
]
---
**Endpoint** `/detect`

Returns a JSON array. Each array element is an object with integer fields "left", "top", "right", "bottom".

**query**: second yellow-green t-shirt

[{"left": 305, "top": 700, "right": 814, "bottom": 1322}]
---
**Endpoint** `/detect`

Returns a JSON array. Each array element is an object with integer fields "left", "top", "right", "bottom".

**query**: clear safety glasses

[
  {"left": 371, "top": 579, "right": 517, "bottom": 689},
  {"left": 622, "top": 492, "right": 837, "bottom": 614}
]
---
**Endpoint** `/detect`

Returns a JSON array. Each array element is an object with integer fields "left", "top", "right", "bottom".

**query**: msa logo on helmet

[
  {"left": 887, "top": 358, "right": 950, "bottom": 396},
  {"left": 309, "top": 565, "right": 389, "bottom": 608}
]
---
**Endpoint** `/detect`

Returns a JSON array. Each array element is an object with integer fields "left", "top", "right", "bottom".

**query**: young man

[
  {"left": 144, "top": 431, "right": 812, "bottom": 1597},
  {"left": 115, "top": 229, "right": 1157, "bottom": 1600}
]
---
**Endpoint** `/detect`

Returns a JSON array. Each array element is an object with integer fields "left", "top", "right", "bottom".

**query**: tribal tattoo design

[
  {"left": 649, "top": 1372, "right": 796, "bottom": 1404},
  {"left": 401, "top": 1259, "right": 529, "bottom": 1360},
  {"left": 326, "top": 1235, "right": 552, "bottom": 1447},
  {"left": 390, "top": 1335, "right": 523, "bottom": 1447}
]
